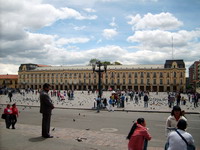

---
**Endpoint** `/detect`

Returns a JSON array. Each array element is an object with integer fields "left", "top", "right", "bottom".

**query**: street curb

[{"left": 1, "top": 103, "right": 199, "bottom": 114}]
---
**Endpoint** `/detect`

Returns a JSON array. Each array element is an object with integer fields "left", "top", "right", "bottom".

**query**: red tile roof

[
  {"left": 37, "top": 64, "right": 50, "bottom": 67},
  {"left": 0, "top": 74, "right": 18, "bottom": 79}
]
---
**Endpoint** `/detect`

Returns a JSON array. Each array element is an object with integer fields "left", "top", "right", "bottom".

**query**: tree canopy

[{"left": 88, "top": 59, "right": 122, "bottom": 66}]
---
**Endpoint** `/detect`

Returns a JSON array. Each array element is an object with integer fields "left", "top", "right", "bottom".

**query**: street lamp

[{"left": 92, "top": 61, "right": 107, "bottom": 99}]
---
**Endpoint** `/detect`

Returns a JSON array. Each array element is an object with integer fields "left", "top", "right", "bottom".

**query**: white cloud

[
  {"left": 74, "top": 26, "right": 86, "bottom": 31},
  {"left": 127, "top": 29, "right": 200, "bottom": 48},
  {"left": 109, "top": 17, "right": 117, "bottom": 27},
  {"left": 127, "top": 12, "right": 183, "bottom": 30},
  {"left": 0, "top": 64, "right": 19, "bottom": 75},
  {"left": 102, "top": 28, "right": 118, "bottom": 39},
  {"left": 56, "top": 37, "right": 90, "bottom": 46},
  {"left": 0, "top": 0, "right": 97, "bottom": 32},
  {"left": 84, "top": 8, "right": 96, "bottom": 13}
]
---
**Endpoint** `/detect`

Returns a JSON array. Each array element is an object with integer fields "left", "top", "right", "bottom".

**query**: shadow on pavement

[{"left": 29, "top": 136, "right": 46, "bottom": 142}]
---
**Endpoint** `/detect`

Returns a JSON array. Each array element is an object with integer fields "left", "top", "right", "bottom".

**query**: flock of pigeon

[{"left": 0, "top": 91, "right": 199, "bottom": 113}]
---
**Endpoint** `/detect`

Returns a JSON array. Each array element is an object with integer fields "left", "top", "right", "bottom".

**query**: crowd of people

[{"left": 1, "top": 84, "right": 199, "bottom": 150}]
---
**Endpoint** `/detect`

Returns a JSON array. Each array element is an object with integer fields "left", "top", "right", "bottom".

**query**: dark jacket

[
  {"left": 40, "top": 90, "right": 54, "bottom": 114},
  {"left": 144, "top": 95, "right": 149, "bottom": 101}
]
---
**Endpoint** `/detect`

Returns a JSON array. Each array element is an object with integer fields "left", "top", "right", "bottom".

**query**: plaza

[{"left": 0, "top": 91, "right": 200, "bottom": 150}]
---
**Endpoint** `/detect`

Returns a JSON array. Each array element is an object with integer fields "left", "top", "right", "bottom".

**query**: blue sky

[{"left": 0, "top": 0, "right": 200, "bottom": 76}]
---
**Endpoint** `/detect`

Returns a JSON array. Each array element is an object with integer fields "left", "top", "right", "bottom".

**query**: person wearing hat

[{"left": 166, "top": 106, "right": 187, "bottom": 135}]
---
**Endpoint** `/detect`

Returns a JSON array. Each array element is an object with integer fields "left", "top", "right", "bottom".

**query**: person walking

[
  {"left": 8, "top": 91, "right": 13, "bottom": 102},
  {"left": 166, "top": 119, "right": 195, "bottom": 150},
  {"left": 127, "top": 118, "right": 152, "bottom": 150},
  {"left": 11, "top": 103, "right": 19, "bottom": 129},
  {"left": 166, "top": 106, "right": 187, "bottom": 135},
  {"left": 40, "top": 83, "right": 54, "bottom": 138},
  {"left": 4, "top": 104, "right": 12, "bottom": 129},
  {"left": 143, "top": 94, "right": 149, "bottom": 108}
]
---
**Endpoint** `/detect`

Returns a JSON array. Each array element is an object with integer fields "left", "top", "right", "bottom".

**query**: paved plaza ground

[{"left": 0, "top": 91, "right": 200, "bottom": 150}]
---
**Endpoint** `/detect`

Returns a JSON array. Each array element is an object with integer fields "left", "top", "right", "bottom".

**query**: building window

[
  {"left": 153, "top": 72, "right": 156, "bottom": 78},
  {"left": 160, "top": 72, "right": 163, "bottom": 78},
  {"left": 160, "top": 79, "right": 163, "bottom": 84},
  {"left": 111, "top": 79, "right": 114, "bottom": 84},
  {"left": 153, "top": 79, "right": 156, "bottom": 84},
  {"left": 141, "top": 72, "right": 144, "bottom": 78},
  {"left": 117, "top": 79, "right": 120, "bottom": 84},
  {"left": 128, "top": 73, "right": 131, "bottom": 78},
  {"left": 129, "top": 79, "right": 131, "bottom": 84},
  {"left": 117, "top": 73, "right": 120, "bottom": 78},
  {"left": 180, "top": 79, "right": 183, "bottom": 84},
  {"left": 141, "top": 79, "right": 143, "bottom": 84},
  {"left": 167, "top": 73, "right": 169, "bottom": 77},
  {"left": 123, "top": 79, "right": 125, "bottom": 84},
  {"left": 65, "top": 73, "right": 67, "bottom": 77},
  {"left": 135, "top": 79, "right": 137, "bottom": 84},
  {"left": 167, "top": 79, "right": 170, "bottom": 85},
  {"left": 180, "top": 72, "right": 183, "bottom": 78},
  {"left": 147, "top": 72, "right": 150, "bottom": 78},
  {"left": 174, "top": 79, "right": 176, "bottom": 84},
  {"left": 134, "top": 73, "right": 137, "bottom": 78},
  {"left": 111, "top": 72, "right": 114, "bottom": 78},
  {"left": 174, "top": 72, "right": 176, "bottom": 77},
  {"left": 94, "top": 79, "right": 96, "bottom": 84},
  {"left": 147, "top": 79, "right": 150, "bottom": 84},
  {"left": 122, "top": 73, "right": 125, "bottom": 78}
]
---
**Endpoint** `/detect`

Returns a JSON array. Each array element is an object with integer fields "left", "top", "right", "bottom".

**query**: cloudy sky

[{"left": 0, "top": 0, "right": 200, "bottom": 76}]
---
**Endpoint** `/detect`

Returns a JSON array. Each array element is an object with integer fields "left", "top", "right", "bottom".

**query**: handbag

[
  {"left": 164, "top": 142, "right": 169, "bottom": 150},
  {"left": 175, "top": 129, "right": 196, "bottom": 150},
  {"left": 1, "top": 114, "right": 6, "bottom": 119}
]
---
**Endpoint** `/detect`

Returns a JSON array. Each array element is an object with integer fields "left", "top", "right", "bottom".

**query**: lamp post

[{"left": 92, "top": 61, "right": 107, "bottom": 99}]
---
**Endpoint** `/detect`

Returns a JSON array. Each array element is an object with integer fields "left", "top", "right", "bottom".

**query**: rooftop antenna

[{"left": 172, "top": 36, "right": 174, "bottom": 60}]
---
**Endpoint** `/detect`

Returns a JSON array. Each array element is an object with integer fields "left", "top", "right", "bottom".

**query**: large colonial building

[
  {"left": 18, "top": 60, "right": 186, "bottom": 92},
  {"left": 189, "top": 60, "right": 200, "bottom": 89}
]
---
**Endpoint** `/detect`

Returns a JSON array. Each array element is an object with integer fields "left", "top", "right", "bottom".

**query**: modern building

[
  {"left": 0, "top": 74, "right": 18, "bottom": 89},
  {"left": 18, "top": 60, "right": 186, "bottom": 92},
  {"left": 189, "top": 60, "right": 200, "bottom": 89}
]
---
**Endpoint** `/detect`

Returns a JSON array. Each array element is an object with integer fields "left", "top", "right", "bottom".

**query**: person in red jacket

[
  {"left": 127, "top": 118, "right": 152, "bottom": 150},
  {"left": 11, "top": 103, "right": 19, "bottom": 129},
  {"left": 4, "top": 104, "right": 12, "bottom": 129}
]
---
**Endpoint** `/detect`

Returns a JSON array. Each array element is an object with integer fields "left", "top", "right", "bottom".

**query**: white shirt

[
  {"left": 167, "top": 129, "right": 195, "bottom": 150},
  {"left": 166, "top": 115, "right": 187, "bottom": 135}
]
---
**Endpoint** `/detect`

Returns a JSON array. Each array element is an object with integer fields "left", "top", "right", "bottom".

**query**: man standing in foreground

[{"left": 40, "top": 83, "right": 54, "bottom": 138}]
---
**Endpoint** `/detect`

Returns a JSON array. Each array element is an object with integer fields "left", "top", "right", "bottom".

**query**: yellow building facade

[
  {"left": 0, "top": 74, "right": 18, "bottom": 89},
  {"left": 18, "top": 60, "right": 186, "bottom": 92}
]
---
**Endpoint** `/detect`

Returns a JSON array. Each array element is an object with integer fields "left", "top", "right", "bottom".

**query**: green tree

[
  {"left": 112, "top": 61, "right": 122, "bottom": 65},
  {"left": 89, "top": 58, "right": 100, "bottom": 66}
]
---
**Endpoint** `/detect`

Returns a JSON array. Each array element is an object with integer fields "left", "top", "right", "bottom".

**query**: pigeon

[
  {"left": 73, "top": 119, "right": 76, "bottom": 122},
  {"left": 52, "top": 127, "right": 55, "bottom": 131},
  {"left": 85, "top": 128, "right": 90, "bottom": 130}
]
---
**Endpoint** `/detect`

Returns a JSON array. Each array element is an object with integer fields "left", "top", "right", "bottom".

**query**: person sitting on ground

[
  {"left": 166, "top": 119, "right": 195, "bottom": 150},
  {"left": 166, "top": 106, "right": 187, "bottom": 135},
  {"left": 127, "top": 118, "right": 152, "bottom": 150}
]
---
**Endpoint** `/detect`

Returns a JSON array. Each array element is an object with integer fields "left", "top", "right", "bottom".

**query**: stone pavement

[
  {"left": 0, "top": 122, "right": 163, "bottom": 150},
  {"left": 0, "top": 91, "right": 199, "bottom": 150}
]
